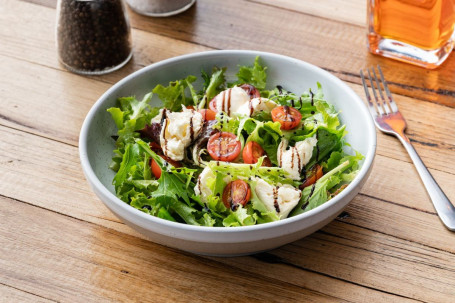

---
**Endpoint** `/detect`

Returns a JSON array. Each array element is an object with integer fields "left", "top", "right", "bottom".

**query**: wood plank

[
  {"left": 249, "top": 0, "right": 366, "bottom": 27},
  {"left": 1, "top": 195, "right": 354, "bottom": 303},
  {"left": 11, "top": 0, "right": 455, "bottom": 108},
  {"left": 211, "top": 212, "right": 455, "bottom": 303},
  {"left": 5, "top": 185, "right": 453, "bottom": 302},
  {"left": 4, "top": 0, "right": 454, "bottom": 301},
  {"left": 0, "top": 284, "right": 55, "bottom": 303}
]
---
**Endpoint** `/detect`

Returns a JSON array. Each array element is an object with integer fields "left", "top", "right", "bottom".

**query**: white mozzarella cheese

[
  {"left": 152, "top": 106, "right": 204, "bottom": 161},
  {"left": 277, "top": 136, "right": 318, "bottom": 180},
  {"left": 254, "top": 178, "right": 301, "bottom": 219},
  {"left": 213, "top": 86, "right": 250, "bottom": 116},
  {"left": 213, "top": 87, "right": 277, "bottom": 117},
  {"left": 194, "top": 166, "right": 215, "bottom": 203}
]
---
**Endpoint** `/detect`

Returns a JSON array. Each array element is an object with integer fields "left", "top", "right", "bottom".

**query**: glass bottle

[
  {"left": 56, "top": 0, "right": 133, "bottom": 75},
  {"left": 367, "top": 0, "right": 455, "bottom": 69}
]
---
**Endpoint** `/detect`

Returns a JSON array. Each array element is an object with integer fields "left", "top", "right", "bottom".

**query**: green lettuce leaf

[
  {"left": 222, "top": 205, "right": 256, "bottom": 227},
  {"left": 152, "top": 75, "right": 197, "bottom": 112},
  {"left": 203, "top": 67, "right": 226, "bottom": 102},
  {"left": 235, "top": 56, "right": 267, "bottom": 90}
]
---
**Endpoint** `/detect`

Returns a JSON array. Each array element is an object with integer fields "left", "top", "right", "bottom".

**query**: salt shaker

[{"left": 56, "top": 0, "right": 133, "bottom": 75}]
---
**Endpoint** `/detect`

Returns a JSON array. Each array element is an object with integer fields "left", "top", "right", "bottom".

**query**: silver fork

[{"left": 360, "top": 66, "right": 455, "bottom": 231}]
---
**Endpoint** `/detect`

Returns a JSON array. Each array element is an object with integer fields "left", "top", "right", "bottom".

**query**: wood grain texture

[
  {"left": 0, "top": 284, "right": 55, "bottom": 303},
  {"left": 19, "top": 0, "right": 455, "bottom": 107},
  {"left": 2, "top": 0, "right": 455, "bottom": 302},
  {"left": 249, "top": 0, "right": 366, "bottom": 27},
  {"left": 1, "top": 195, "right": 367, "bottom": 303},
  {"left": 1, "top": 124, "right": 454, "bottom": 302}
]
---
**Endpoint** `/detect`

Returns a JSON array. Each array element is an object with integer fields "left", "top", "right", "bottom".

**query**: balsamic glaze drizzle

[{"left": 310, "top": 89, "right": 315, "bottom": 107}]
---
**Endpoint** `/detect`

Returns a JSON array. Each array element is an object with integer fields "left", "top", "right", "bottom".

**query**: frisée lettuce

[{"left": 107, "top": 57, "right": 363, "bottom": 227}]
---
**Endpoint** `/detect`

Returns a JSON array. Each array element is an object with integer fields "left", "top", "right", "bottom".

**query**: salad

[{"left": 107, "top": 57, "right": 363, "bottom": 227}]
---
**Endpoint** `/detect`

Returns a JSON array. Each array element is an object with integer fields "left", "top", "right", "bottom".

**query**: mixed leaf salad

[{"left": 108, "top": 57, "right": 363, "bottom": 227}]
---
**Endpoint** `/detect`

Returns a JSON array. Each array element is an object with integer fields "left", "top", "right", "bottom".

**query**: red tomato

[
  {"left": 242, "top": 141, "right": 272, "bottom": 166},
  {"left": 207, "top": 132, "right": 241, "bottom": 162},
  {"left": 198, "top": 109, "right": 217, "bottom": 121},
  {"left": 239, "top": 84, "right": 260, "bottom": 99},
  {"left": 222, "top": 180, "right": 251, "bottom": 209},
  {"left": 300, "top": 164, "right": 323, "bottom": 189},
  {"left": 186, "top": 105, "right": 195, "bottom": 110},
  {"left": 150, "top": 155, "right": 182, "bottom": 179},
  {"left": 271, "top": 106, "right": 302, "bottom": 130}
]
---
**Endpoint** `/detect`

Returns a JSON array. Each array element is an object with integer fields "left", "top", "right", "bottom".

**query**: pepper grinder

[{"left": 56, "top": 0, "right": 133, "bottom": 75}]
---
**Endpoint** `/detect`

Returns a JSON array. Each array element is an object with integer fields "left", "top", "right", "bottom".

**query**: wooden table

[{"left": 2, "top": 0, "right": 454, "bottom": 302}]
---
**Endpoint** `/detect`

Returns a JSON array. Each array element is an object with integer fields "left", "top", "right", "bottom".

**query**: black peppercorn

[{"left": 57, "top": 0, "right": 132, "bottom": 75}]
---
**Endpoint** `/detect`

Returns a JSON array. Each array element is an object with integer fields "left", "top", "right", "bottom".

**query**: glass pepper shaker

[{"left": 56, "top": 0, "right": 133, "bottom": 75}]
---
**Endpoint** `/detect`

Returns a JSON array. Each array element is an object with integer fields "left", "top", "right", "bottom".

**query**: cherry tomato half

[
  {"left": 242, "top": 141, "right": 272, "bottom": 166},
  {"left": 271, "top": 105, "right": 302, "bottom": 130},
  {"left": 150, "top": 155, "right": 182, "bottom": 179},
  {"left": 197, "top": 109, "right": 217, "bottom": 121},
  {"left": 222, "top": 180, "right": 251, "bottom": 210},
  {"left": 300, "top": 164, "right": 323, "bottom": 189},
  {"left": 207, "top": 132, "right": 241, "bottom": 162}
]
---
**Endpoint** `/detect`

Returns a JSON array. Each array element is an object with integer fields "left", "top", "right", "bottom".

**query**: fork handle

[{"left": 397, "top": 135, "right": 455, "bottom": 231}]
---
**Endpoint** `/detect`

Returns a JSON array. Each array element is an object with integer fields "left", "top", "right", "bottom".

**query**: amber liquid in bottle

[{"left": 368, "top": 0, "right": 455, "bottom": 68}]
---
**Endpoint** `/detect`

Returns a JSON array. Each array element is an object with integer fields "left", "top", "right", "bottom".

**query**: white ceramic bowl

[{"left": 79, "top": 50, "right": 376, "bottom": 256}]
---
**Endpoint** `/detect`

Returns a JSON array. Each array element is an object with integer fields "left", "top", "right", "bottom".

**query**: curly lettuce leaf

[
  {"left": 107, "top": 93, "right": 160, "bottom": 170},
  {"left": 222, "top": 205, "right": 256, "bottom": 227},
  {"left": 235, "top": 56, "right": 267, "bottom": 90},
  {"left": 152, "top": 75, "right": 197, "bottom": 112},
  {"left": 207, "top": 158, "right": 297, "bottom": 187},
  {"left": 203, "top": 67, "right": 226, "bottom": 102}
]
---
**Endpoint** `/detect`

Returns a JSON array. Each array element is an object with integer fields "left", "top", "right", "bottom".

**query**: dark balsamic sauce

[
  {"left": 160, "top": 109, "right": 168, "bottom": 154},
  {"left": 226, "top": 89, "right": 232, "bottom": 116},
  {"left": 290, "top": 148, "right": 295, "bottom": 169},
  {"left": 189, "top": 112, "right": 194, "bottom": 142},
  {"left": 277, "top": 85, "right": 284, "bottom": 94},
  {"left": 219, "top": 112, "right": 224, "bottom": 130},
  {"left": 273, "top": 186, "right": 280, "bottom": 213},
  {"left": 283, "top": 105, "right": 295, "bottom": 122},
  {"left": 310, "top": 89, "right": 315, "bottom": 107}
]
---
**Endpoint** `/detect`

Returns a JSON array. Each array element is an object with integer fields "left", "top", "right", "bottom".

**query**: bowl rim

[{"left": 79, "top": 50, "right": 376, "bottom": 233}]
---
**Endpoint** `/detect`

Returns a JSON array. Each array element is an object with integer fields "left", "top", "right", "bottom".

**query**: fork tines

[{"left": 360, "top": 65, "right": 398, "bottom": 117}]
